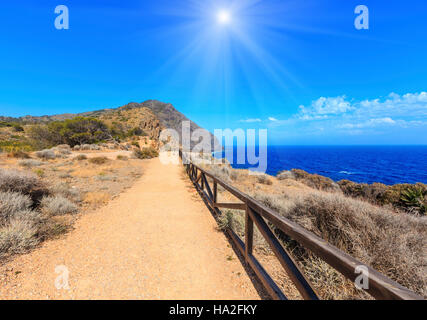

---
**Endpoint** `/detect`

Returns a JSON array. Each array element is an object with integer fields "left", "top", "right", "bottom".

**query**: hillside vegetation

[
  {"left": 0, "top": 100, "right": 217, "bottom": 152},
  {"left": 200, "top": 158, "right": 426, "bottom": 299}
]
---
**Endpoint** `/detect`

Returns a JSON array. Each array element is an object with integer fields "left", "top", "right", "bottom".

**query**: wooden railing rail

[{"left": 179, "top": 150, "right": 424, "bottom": 300}]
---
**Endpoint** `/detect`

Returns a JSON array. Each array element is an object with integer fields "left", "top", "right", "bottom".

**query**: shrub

[
  {"left": 0, "top": 219, "right": 39, "bottom": 256},
  {"left": 207, "top": 165, "right": 231, "bottom": 182},
  {"left": 291, "top": 169, "right": 340, "bottom": 192},
  {"left": 277, "top": 170, "right": 295, "bottom": 180},
  {"left": 0, "top": 140, "right": 33, "bottom": 153},
  {"left": 49, "top": 183, "right": 81, "bottom": 202},
  {"left": 56, "top": 144, "right": 71, "bottom": 150},
  {"left": 53, "top": 147, "right": 72, "bottom": 155},
  {"left": 400, "top": 186, "right": 426, "bottom": 215},
  {"left": 256, "top": 173, "right": 273, "bottom": 185},
  {"left": 116, "top": 155, "right": 128, "bottom": 161},
  {"left": 28, "top": 117, "right": 112, "bottom": 148},
  {"left": 40, "top": 195, "right": 78, "bottom": 216},
  {"left": 84, "top": 192, "right": 110, "bottom": 207},
  {"left": 133, "top": 147, "right": 159, "bottom": 160},
  {"left": 253, "top": 189, "right": 427, "bottom": 298},
  {"left": 7, "top": 151, "right": 31, "bottom": 159},
  {"left": 75, "top": 154, "right": 87, "bottom": 161},
  {"left": 35, "top": 149, "right": 56, "bottom": 160},
  {"left": 230, "top": 169, "right": 239, "bottom": 181},
  {"left": 0, "top": 169, "right": 40, "bottom": 194},
  {"left": 18, "top": 159, "right": 43, "bottom": 168},
  {"left": 338, "top": 180, "right": 427, "bottom": 215},
  {"left": 88, "top": 156, "right": 109, "bottom": 165},
  {"left": 127, "top": 127, "right": 146, "bottom": 137},
  {"left": 33, "top": 169, "right": 45, "bottom": 177},
  {"left": 0, "top": 192, "right": 32, "bottom": 225}
]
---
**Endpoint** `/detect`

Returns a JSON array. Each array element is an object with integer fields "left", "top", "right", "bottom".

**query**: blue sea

[{"left": 214, "top": 146, "right": 427, "bottom": 185}]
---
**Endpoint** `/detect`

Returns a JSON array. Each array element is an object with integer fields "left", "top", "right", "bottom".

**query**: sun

[{"left": 217, "top": 10, "right": 231, "bottom": 24}]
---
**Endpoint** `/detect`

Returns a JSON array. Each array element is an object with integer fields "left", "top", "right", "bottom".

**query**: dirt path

[{"left": 0, "top": 158, "right": 261, "bottom": 300}]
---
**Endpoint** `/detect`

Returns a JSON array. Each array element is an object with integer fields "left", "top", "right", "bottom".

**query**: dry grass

[
  {"left": 0, "top": 191, "right": 33, "bottom": 225},
  {"left": 40, "top": 195, "right": 78, "bottom": 216},
  {"left": 7, "top": 151, "right": 31, "bottom": 159},
  {"left": 0, "top": 219, "right": 39, "bottom": 256},
  {"left": 74, "top": 154, "right": 87, "bottom": 161},
  {"left": 18, "top": 159, "right": 43, "bottom": 168},
  {"left": 0, "top": 168, "right": 41, "bottom": 194},
  {"left": 205, "top": 162, "right": 426, "bottom": 299},
  {"left": 252, "top": 189, "right": 427, "bottom": 299},
  {"left": 133, "top": 147, "right": 158, "bottom": 159},
  {"left": 35, "top": 149, "right": 56, "bottom": 160},
  {"left": 289, "top": 169, "right": 340, "bottom": 192},
  {"left": 256, "top": 173, "right": 273, "bottom": 185},
  {"left": 84, "top": 192, "right": 110, "bottom": 207},
  {"left": 88, "top": 156, "right": 109, "bottom": 165},
  {"left": 116, "top": 155, "right": 128, "bottom": 161}
]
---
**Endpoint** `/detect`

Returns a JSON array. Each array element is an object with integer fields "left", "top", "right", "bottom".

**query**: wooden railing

[{"left": 179, "top": 151, "right": 423, "bottom": 300}]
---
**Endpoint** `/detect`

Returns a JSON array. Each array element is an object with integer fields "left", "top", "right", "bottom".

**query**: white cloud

[
  {"left": 298, "top": 92, "right": 427, "bottom": 121},
  {"left": 338, "top": 117, "right": 396, "bottom": 129},
  {"left": 239, "top": 118, "right": 262, "bottom": 123},
  {"left": 268, "top": 117, "right": 278, "bottom": 121},
  {"left": 295, "top": 92, "right": 427, "bottom": 132},
  {"left": 298, "top": 96, "right": 353, "bottom": 120}
]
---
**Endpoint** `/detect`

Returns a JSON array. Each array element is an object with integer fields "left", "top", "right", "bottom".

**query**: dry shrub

[
  {"left": 75, "top": 154, "right": 87, "bottom": 161},
  {"left": 339, "top": 180, "right": 427, "bottom": 215},
  {"left": 256, "top": 173, "right": 273, "bottom": 185},
  {"left": 40, "top": 195, "right": 78, "bottom": 216},
  {"left": 253, "top": 189, "right": 427, "bottom": 298},
  {"left": 218, "top": 209, "right": 269, "bottom": 251},
  {"left": 0, "top": 192, "right": 33, "bottom": 225},
  {"left": 116, "top": 155, "right": 128, "bottom": 161},
  {"left": 33, "top": 168, "right": 45, "bottom": 177},
  {"left": 133, "top": 147, "right": 158, "bottom": 159},
  {"left": 88, "top": 156, "right": 109, "bottom": 165},
  {"left": 0, "top": 219, "right": 39, "bottom": 256},
  {"left": 50, "top": 183, "right": 81, "bottom": 202},
  {"left": 52, "top": 147, "right": 72, "bottom": 156},
  {"left": 291, "top": 169, "right": 340, "bottom": 192},
  {"left": 35, "top": 149, "right": 56, "bottom": 160},
  {"left": 18, "top": 159, "right": 43, "bottom": 168},
  {"left": 84, "top": 192, "right": 110, "bottom": 207},
  {"left": 56, "top": 144, "right": 71, "bottom": 150},
  {"left": 206, "top": 165, "right": 231, "bottom": 183},
  {"left": 7, "top": 151, "right": 31, "bottom": 159},
  {"left": 277, "top": 170, "right": 295, "bottom": 180},
  {"left": 0, "top": 168, "right": 40, "bottom": 194}
]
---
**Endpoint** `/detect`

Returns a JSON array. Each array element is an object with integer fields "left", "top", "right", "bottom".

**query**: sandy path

[{"left": 0, "top": 158, "right": 261, "bottom": 300}]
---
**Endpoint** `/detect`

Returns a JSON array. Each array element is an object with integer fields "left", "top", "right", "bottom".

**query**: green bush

[
  {"left": 338, "top": 180, "right": 427, "bottom": 215},
  {"left": 127, "top": 127, "right": 147, "bottom": 137},
  {"left": 28, "top": 117, "right": 112, "bottom": 148}
]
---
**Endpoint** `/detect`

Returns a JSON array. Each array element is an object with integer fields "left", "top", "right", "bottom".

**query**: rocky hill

[{"left": 0, "top": 100, "right": 219, "bottom": 150}]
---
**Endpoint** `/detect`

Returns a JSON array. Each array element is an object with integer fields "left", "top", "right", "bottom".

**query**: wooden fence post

[{"left": 245, "top": 205, "right": 253, "bottom": 262}]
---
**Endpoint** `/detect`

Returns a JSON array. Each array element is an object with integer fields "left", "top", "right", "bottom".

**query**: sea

[{"left": 213, "top": 145, "right": 427, "bottom": 185}]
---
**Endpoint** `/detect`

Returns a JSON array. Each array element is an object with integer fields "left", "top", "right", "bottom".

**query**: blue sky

[{"left": 0, "top": 0, "right": 426, "bottom": 144}]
